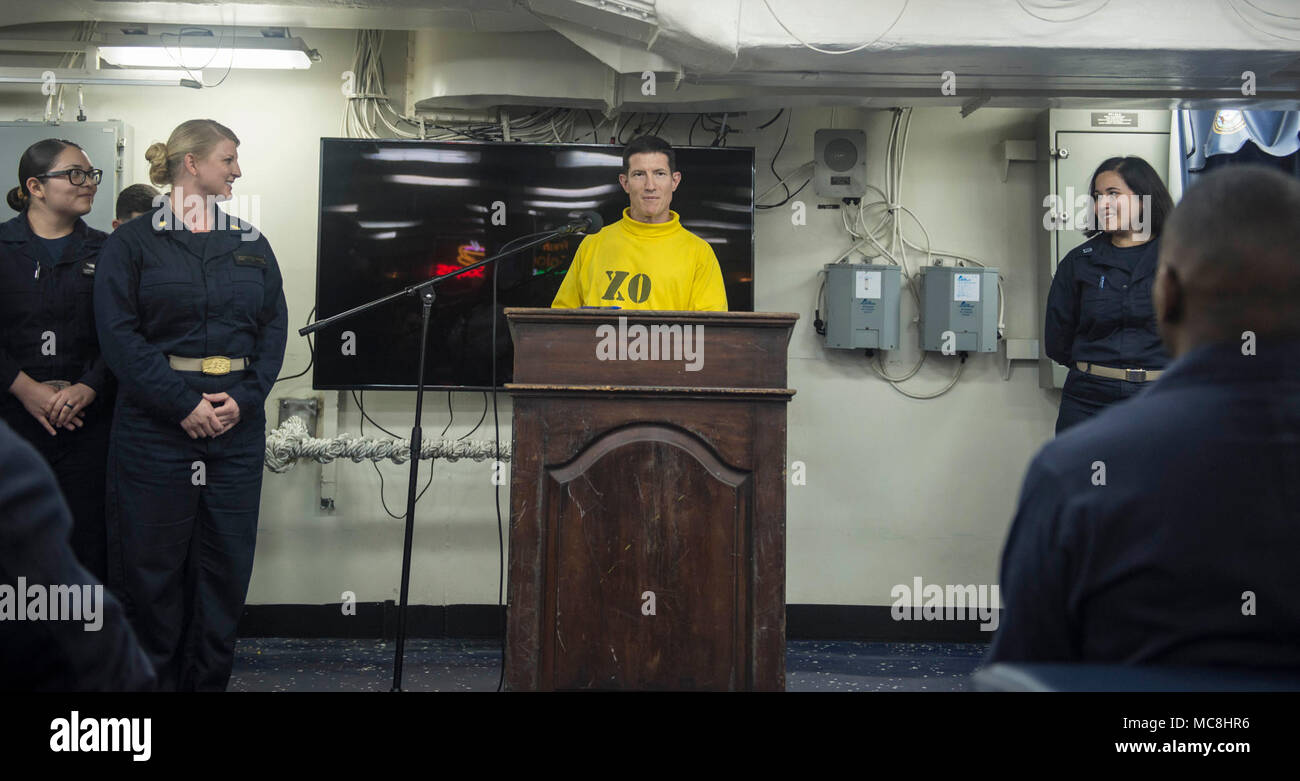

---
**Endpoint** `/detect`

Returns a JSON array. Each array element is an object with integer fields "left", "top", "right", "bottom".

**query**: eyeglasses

[{"left": 37, "top": 168, "right": 103, "bottom": 186}]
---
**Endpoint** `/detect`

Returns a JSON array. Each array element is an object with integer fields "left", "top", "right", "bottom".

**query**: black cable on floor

[{"left": 492, "top": 253, "right": 506, "bottom": 693}]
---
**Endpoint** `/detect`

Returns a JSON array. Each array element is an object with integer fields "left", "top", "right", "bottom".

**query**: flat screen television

[{"left": 312, "top": 139, "right": 755, "bottom": 390}]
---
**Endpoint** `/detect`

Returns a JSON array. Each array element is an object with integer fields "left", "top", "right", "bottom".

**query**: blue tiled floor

[
  {"left": 787, "top": 640, "right": 987, "bottom": 691},
  {"left": 229, "top": 638, "right": 988, "bottom": 691}
]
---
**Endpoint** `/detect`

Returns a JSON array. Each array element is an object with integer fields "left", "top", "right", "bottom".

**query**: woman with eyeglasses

[
  {"left": 1, "top": 138, "right": 113, "bottom": 581},
  {"left": 1044, "top": 156, "right": 1175, "bottom": 435},
  {"left": 94, "top": 119, "right": 286, "bottom": 691}
]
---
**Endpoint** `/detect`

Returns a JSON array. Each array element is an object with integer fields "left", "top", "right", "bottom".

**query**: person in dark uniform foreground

[
  {"left": 0, "top": 418, "right": 155, "bottom": 691},
  {"left": 1, "top": 139, "right": 114, "bottom": 582},
  {"left": 1045, "top": 156, "right": 1175, "bottom": 434},
  {"left": 989, "top": 164, "right": 1300, "bottom": 667},
  {"left": 95, "top": 119, "right": 287, "bottom": 691}
]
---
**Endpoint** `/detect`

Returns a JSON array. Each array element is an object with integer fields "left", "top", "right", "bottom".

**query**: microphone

[{"left": 560, "top": 210, "right": 603, "bottom": 235}]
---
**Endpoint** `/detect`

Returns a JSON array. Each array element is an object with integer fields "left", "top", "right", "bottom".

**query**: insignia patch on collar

[
  {"left": 1082, "top": 247, "right": 1093, "bottom": 254},
  {"left": 234, "top": 254, "right": 266, "bottom": 268},
  {"left": 81, "top": 261, "right": 95, "bottom": 276}
]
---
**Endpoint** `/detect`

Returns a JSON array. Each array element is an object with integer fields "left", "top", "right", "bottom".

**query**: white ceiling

[
  {"left": 5, "top": 0, "right": 548, "bottom": 33},
  {"left": 2, "top": 0, "right": 1298, "bottom": 111}
]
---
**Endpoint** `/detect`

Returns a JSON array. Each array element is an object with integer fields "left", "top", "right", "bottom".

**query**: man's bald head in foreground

[{"left": 1155, "top": 165, "right": 1300, "bottom": 358}]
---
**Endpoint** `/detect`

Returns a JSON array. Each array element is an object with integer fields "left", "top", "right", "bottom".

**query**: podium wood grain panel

[{"left": 504, "top": 308, "right": 796, "bottom": 691}]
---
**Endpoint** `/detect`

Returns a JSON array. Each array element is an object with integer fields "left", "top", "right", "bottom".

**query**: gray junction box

[
  {"left": 822, "top": 263, "right": 901, "bottom": 350},
  {"left": 918, "top": 265, "right": 999, "bottom": 353}
]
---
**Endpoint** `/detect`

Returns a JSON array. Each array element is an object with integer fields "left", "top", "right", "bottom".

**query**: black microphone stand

[{"left": 301, "top": 220, "right": 591, "bottom": 691}]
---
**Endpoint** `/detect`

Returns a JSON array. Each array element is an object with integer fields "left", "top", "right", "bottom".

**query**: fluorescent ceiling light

[
  {"left": 527, "top": 184, "right": 621, "bottom": 197},
  {"left": 556, "top": 151, "right": 623, "bottom": 168},
  {"left": 103, "top": 68, "right": 203, "bottom": 80},
  {"left": 358, "top": 220, "right": 421, "bottom": 229},
  {"left": 362, "top": 149, "right": 481, "bottom": 164},
  {"left": 681, "top": 220, "right": 747, "bottom": 231},
  {"left": 99, "top": 37, "right": 314, "bottom": 70},
  {"left": 385, "top": 175, "right": 479, "bottom": 187},
  {"left": 522, "top": 199, "right": 602, "bottom": 209},
  {"left": 0, "top": 68, "right": 202, "bottom": 88}
]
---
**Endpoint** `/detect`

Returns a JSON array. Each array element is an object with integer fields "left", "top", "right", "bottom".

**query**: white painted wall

[
  {"left": 0, "top": 27, "right": 1070, "bottom": 610},
  {"left": 766, "top": 106, "right": 1060, "bottom": 606}
]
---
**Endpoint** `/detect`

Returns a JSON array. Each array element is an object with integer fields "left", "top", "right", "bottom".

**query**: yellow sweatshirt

[{"left": 551, "top": 208, "right": 728, "bottom": 311}]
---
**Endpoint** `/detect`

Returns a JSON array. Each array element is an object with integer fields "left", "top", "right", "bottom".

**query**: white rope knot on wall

[{"left": 264, "top": 416, "right": 511, "bottom": 474}]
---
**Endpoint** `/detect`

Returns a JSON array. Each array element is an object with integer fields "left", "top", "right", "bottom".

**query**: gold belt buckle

[{"left": 201, "top": 356, "right": 232, "bottom": 376}]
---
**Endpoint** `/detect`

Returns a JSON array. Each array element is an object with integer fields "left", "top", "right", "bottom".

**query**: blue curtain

[{"left": 1179, "top": 110, "right": 1300, "bottom": 187}]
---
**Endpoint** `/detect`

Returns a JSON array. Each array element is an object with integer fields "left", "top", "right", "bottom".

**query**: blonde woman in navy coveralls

[{"left": 95, "top": 120, "right": 287, "bottom": 691}]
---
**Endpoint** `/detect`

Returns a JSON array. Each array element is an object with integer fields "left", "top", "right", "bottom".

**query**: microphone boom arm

[{"left": 300, "top": 221, "right": 587, "bottom": 337}]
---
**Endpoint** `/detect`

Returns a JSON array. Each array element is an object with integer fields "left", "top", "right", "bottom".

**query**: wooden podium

[{"left": 503, "top": 308, "right": 797, "bottom": 691}]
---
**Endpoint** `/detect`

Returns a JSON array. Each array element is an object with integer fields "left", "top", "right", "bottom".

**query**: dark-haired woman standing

[
  {"left": 1045, "top": 156, "right": 1175, "bottom": 435},
  {"left": 0, "top": 139, "right": 113, "bottom": 579}
]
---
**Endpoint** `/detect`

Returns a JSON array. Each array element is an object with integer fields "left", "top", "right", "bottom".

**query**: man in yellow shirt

[{"left": 551, "top": 135, "right": 728, "bottom": 311}]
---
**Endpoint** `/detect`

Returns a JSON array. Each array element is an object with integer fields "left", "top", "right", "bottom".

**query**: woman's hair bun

[
  {"left": 5, "top": 185, "right": 28, "bottom": 212},
  {"left": 145, "top": 141, "right": 170, "bottom": 186}
]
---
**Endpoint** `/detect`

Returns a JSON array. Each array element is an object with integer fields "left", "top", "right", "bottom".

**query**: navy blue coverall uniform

[
  {"left": 94, "top": 203, "right": 287, "bottom": 691},
  {"left": 1044, "top": 234, "right": 1170, "bottom": 434},
  {"left": 0, "top": 213, "right": 113, "bottom": 582},
  {"left": 0, "top": 417, "right": 155, "bottom": 691},
  {"left": 987, "top": 338, "right": 1300, "bottom": 666}
]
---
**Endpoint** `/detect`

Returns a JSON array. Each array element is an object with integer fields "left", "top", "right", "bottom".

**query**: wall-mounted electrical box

[
  {"left": 822, "top": 263, "right": 901, "bottom": 350},
  {"left": 918, "top": 265, "right": 999, "bottom": 353},
  {"left": 814, "top": 128, "right": 867, "bottom": 199}
]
